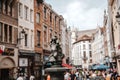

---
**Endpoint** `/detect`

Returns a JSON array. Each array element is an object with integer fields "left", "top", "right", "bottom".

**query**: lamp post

[
  {"left": 17, "top": 29, "right": 26, "bottom": 43},
  {"left": 17, "top": 29, "right": 26, "bottom": 75}
]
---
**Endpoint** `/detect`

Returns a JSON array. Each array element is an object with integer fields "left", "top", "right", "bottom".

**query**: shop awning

[{"left": 62, "top": 63, "right": 73, "bottom": 69}]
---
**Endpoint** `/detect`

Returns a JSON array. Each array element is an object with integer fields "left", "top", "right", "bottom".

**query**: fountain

[{"left": 44, "top": 36, "right": 67, "bottom": 80}]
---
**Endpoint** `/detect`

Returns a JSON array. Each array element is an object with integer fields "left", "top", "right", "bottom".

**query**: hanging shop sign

[{"left": 19, "top": 58, "right": 28, "bottom": 67}]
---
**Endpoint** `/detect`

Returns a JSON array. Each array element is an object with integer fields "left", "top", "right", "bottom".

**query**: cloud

[{"left": 46, "top": 0, "right": 107, "bottom": 30}]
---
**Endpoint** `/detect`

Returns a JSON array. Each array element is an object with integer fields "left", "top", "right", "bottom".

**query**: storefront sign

[
  {"left": 19, "top": 58, "right": 28, "bottom": 67},
  {"left": 4, "top": 48, "right": 14, "bottom": 56}
]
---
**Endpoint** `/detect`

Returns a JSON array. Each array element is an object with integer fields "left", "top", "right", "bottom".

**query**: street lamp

[{"left": 17, "top": 29, "right": 26, "bottom": 43}]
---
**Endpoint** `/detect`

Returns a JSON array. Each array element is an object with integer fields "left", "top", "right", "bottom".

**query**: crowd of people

[
  {"left": 64, "top": 68, "right": 119, "bottom": 80},
  {"left": 16, "top": 74, "right": 35, "bottom": 80}
]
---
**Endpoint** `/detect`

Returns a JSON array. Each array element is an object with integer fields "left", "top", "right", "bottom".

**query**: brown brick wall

[{"left": 34, "top": 1, "right": 63, "bottom": 55}]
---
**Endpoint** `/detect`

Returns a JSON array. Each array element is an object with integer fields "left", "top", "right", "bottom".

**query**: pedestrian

[
  {"left": 47, "top": 73, "right": 51, "bottom": 80},
  {"left": 75, "top": 70, "right": 79, "bottom": 80},
  {"left": 17, "top": 74, "right": 24, "bottom": 80},
  {"left": 64, "top": 70, "right": 71, "bottom": 80},
  {"left": 70, "top": 70, "right": 76, "bottom": 80},
  {"left": 30, "top": 74, "right": 35, "bottom": 80}
]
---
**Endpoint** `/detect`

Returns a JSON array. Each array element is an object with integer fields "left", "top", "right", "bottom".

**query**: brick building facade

[{"left": 34, "top": 0, "right": 64, "bottom": 79}]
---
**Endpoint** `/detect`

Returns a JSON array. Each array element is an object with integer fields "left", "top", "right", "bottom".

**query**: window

[
  {"left": 44, "top": 7, "right": 46, "bottom": 19},
  {"left": 89, "top": 44, "right": 91, "bottom": 49},
  {"left": 9, "top": 3, "right": 12, "bottom": 16},
  {"left": 31, "top": 31, "right": 33, "bottom": 47},
  {"left": 36, "top": 13, "right": 40, "bottom": 23},
  {"left": 25, "top": 34, "right": 27, "bottom": 46},
  {"left": 14, "top": 27, "right": 18, "bottom": 44},
  {"left": 37, "top": 30, "right": 41, "bottom": 46},
  {"left": 83, "top": 44, "right": 85, "bottom": 49},
  {"left": 50, "top": 29, "right": 52, "bottom": 41},
  {"left": 35, "top": 54, "right": 41, "bottom": 62},
  {"left": 55, "top": 16, "right": 57, "bottom": 28},
  {"left": 89, "top": 51, "right": 92, "bottom": 57},
  {"left": 90, "top": 59, "right": 92, "bottom": 63},
  {"left": 19, "top": 3, "right": 23, "bottom": 17},
  {"left": 44, "top": 26, "right": 47, "bottom": 43},
  {"left": 24, "top": 6, "right": 28, "bottom": 20},
  {"left": 30, "top": 9, "right": 33, "bottom": 22},
  {"left": 83, "top": 51, "right": 86, "bottom": 63},
  {"left": 5, "top": 1, "right": 8, "bottom": 14},
  {"left": 59, "top": 19, "right": 61, "bottom": 31},
  {"left": 0, "top": 23, "right": 2, "bottom": 41},
  {"left": 50, "top": 12, "right": 52, "bottom": 22},
  {"left": 9, "top": 26, "right": 12, "bottom": 43},
  {"left": 83, "top": 51, "right": 86, "bottom": 57},
  {"left": 4, "top": 24, "right": 8, "bottom": 42}
]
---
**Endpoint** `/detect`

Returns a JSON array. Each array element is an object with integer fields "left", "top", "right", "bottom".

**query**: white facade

[
  {"left": 18, "top": 0, "right": 34, "bottom": 50},
  {"left": 71, "top": 29, "right": 96, "bottom": 69},
  {"left": 72, "top": 40, "right": 92, "bottom": 69},
  {"left": 92, "top": 27, "right": 105, "bottom": 64},
  {"left": 108, "top": 0, "right": 120, "bottom": 74}
]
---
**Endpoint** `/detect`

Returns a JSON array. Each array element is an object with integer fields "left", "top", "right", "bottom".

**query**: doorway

[{"left": 0, "top": 69, "right": 9, "bottom": 80}]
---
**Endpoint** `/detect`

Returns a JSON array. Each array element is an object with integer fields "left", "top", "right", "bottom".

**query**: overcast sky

[{"left": 45, "top": 0, "right": 107, "bottom": 30}]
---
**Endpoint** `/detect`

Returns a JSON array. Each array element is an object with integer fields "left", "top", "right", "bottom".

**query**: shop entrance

[{"left": 0, "top": 69, "right": 9, "bottom": 80}]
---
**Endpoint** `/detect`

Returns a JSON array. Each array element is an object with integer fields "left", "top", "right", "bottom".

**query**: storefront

[
  {"left": 0, "top": 45, "right": 18, "bottom": 80},
  {"left": 18, "top": 50, "right": 35, "bottom": 78},
  {"left": 116, "top": 55, "right": 120, "bottom": 74},
  {"left": 34, "top": 53, "right": 42, "bottom": 80},
  {"left": 0, "top": 57, "right": 16, "bottom": 80}
]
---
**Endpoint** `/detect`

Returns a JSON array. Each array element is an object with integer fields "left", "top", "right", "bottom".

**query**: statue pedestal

[{"left": 45, "top": 66, "right": 68, "bottom": 80}]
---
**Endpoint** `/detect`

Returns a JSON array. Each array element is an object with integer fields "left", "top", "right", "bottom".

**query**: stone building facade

[
  {"left": 0, "top": 0, "right": 18, "bottom": 79},
  {"left": 17, "top": 0, "right": 35, "bottom": 78}
]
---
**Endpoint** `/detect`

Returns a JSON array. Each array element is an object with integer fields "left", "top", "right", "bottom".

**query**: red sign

[
  {"left": 0, "top": 45, "right": 5, "bottom": 54},
  {"left": 0, "top": 49, "right": 3, "bottom": 54}
]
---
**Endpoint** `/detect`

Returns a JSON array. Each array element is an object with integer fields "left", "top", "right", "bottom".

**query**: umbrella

[{"left": 93, "top": 64, "right": 109, "bottom": 70}]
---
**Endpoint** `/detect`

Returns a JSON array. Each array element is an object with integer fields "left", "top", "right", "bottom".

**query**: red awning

[
  {"left": 0, "top": 49, "right": 3, "bottom": 54},
  {"left": 62, "top": 63, "right": 73, "bottom": 69}
]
